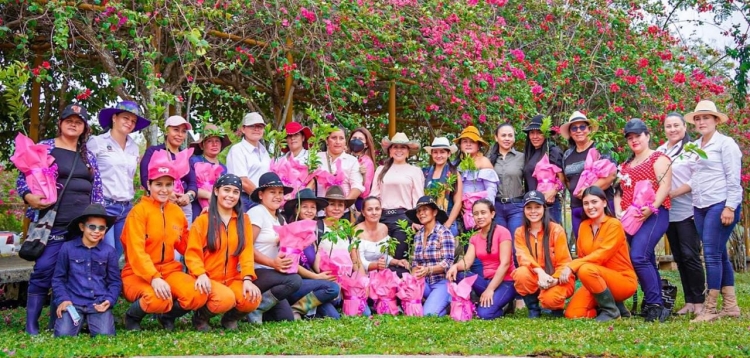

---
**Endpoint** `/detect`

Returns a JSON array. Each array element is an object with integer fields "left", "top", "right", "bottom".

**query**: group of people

[{"left": 15, "top": 98, "right": 743, "bottom": 337}]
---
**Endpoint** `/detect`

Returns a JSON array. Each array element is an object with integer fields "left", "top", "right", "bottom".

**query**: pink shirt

[
  {"left": 358, "top": 155, "right": 375, "bottom": 198},
  {"left": 370, "top": 163, "right": 425, "bottom": 210},
  {"left": 470, "top": 225, "right": 515, "bottom": 281}
]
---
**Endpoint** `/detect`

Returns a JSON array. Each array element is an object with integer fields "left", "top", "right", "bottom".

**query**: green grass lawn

[{"left": 2, "top": 271, "right": 750, "bottom": 357}]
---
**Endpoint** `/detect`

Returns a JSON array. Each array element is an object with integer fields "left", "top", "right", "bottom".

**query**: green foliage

[
  {"left": 0, "top": 61, "right": 31, "bottom": 136},
  {"left": 424, "top": 173, "right": 457, "bottom": 212},
  {"left": 304, "top": 107, "right": 337, "bottom": 172},
  {"left": 395, "top": 219, "right": 416, "bottom": 263},
  {"left": 457, "top": 154, "right": 477, "bottom": 173},
  {"left": 321, "top": 218, "right": 363, "bottom": 256},
  {"left": 263, "top": 125, "right": 287, "bottom": 159}
]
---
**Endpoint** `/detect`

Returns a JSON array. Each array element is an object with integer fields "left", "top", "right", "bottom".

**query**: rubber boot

[
  {"left": 549, "top": 309, "right": 565, "bottom": 317},
  {"left": 521, "top": 292, "right": 541, "bottom": 319},
  {"left": 124, "top": 300, "right": 148, "bottom": 331},
  {"left": 593, "top": 288, "right": 620, "bottom": 322},
  {"left": 47, "top": 294, "right": 56, "bottom": 331},
  {"left": 719, "top": 286, "right": 741, "bottom": 318},
  {"left": 157, "top": 301, "right": 190, "bottom": 331},
  {"left": 192, "top": 306, "right": 215, "bottom": 332},
  {"left": 220, "top": 308, "right": 247, "bottom": 330},
  {"left": 246, "top": 291, "right": 279, "bottom": 325},
  {"left": 291, "top": 292, "right": 324, "bottom": 320},
  {"left": 616, "top": 301, "right": 632, "bottom": 318},
  {"left": 691, "top": 289, "right": 720, "bottom": 323},
  {"left": 25, "top": 294, "right": 46, "bottom": 335}
]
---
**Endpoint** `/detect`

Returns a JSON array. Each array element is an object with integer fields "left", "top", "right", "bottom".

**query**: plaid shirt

[{"left": 412, "top": 223, "right": 455, "bottom": 285}]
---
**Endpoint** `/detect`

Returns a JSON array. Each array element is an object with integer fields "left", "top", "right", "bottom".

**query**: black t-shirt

[
  {"left": 43, "top": 148, "right": 93, "bottom": 230},
  {"left": 562, "top": 143, "right": 616, "bottom": 208},
  {"left": 523, "top": 145, "right": 564, "bottom": 192}
]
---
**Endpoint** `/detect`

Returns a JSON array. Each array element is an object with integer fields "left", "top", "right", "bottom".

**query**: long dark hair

[
  {"left": 206, "top": 185, "right": 246, "bottom": 256},
  {"left": 377, "top": 157, "right": 394, "bottom": 184},
  {"left": 472, "top": 199, "right": 497, "bottom": 253},
  {"left": 350, "top": 127, "right": 377, "bottom": 164},
  {"left": 488, "top": 122, "right": 514, "bottom": 165},
  {"left": 522, "top": 202, "right": 555, "bottom": 275},
  {"left": 523, "top": 131, "right": 552, "bottom": 167},
  {"left": 580, "top": 186, "right": 614, "bottom": 220},
  {"left": 664, "top": 112, "right": 692, "bottom": 158},
  {"left": 56, "top": 117, "right": 92, "bottom": 171}
]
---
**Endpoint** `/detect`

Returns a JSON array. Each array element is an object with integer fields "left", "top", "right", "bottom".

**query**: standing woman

[
  {"left": 89, "top": 101, "right": 150, "bottom": 260},
  {"left": 406, "top": 196, "right": 456, "bottom": 316},
  {"left": 656, "top": 113, "right": 705, "bottom": 315},
  {"left": 279, "top": 121, "right": 312, "bottom": 165},
  {"left": 424, "top": 137, "right": 463, "bottom": 235},
  {"left": 370, "top": 133, "right": 425, "bottom": 275},
  {"left": 226, "top": 112, "right": 271, "bottom": 212},
  {"left": 560, "top": 111, "right": 617, "bottom": 238},
  {"left": 185, "top": 174, "right": 261, "bottom": 331},
  {"left": 189, "top": 124, "right": 230, "bottom": 222},
  {"left": 521, "top": 115, "right": 565, "bottom": 223},
  {"left": 488, "top": 123, "right": 525, "bottom": 237},
  {"left": 313, "top": 127, "right": 364, "bottom": 206},
  {"left": 17, "top": 104, "right": 104, "bottom": 335},
  {"left": 455, "top": 126, "right": 498, "bottom": 204},
  {"left": 348, "top": 128, "right": 377, "bottom": 211},
  {"left": 247, "top": 173, "right": 303, "bottom": 324},
  {"left": 140, "top": 116, "right": 198, "bottom": 223},
  {"left": 684, "top": 100, "right": 743, "bottom": 322}
]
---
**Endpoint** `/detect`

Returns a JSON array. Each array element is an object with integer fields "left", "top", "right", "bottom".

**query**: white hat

[
  {"left": 684, "top": 100, "right": 729, "bottom": 124},
  {"left": 164, "top": 115, "right": 193, "bottom": 130},
  {"left": 242, "top": 112, "right": 266, "bottom": 126},
  {"left": 381, "top": 132, "right": 420, "bottom": 154},
  {"left": 559, "top": 111, "right": 598, "bottom": 140},
  {"left": 424, "top": 137, "right": 458, "bottom": 154}
]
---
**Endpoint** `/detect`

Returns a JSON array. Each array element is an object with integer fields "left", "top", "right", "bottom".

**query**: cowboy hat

[
  {"left": 322, "top": 185, "right": 356, "bottom": 208},
  {"left": 98, "top": 101, "right": 151, "bottom": 132},
  {"left": 283, "top": 188, "right": 329, "bottom": 215},
  {"left": 559, "top": 111, "right": 598, "bottom": 140},
  {"left": 684, "top": 100, "right": 729, "bottom": 124},
  {"left": 453, "top": 126, "right": 489, "bottom": 147},
  {"left": 282, "top": 122, "right": 313, "bottom": 153},
  {"left": 66, "top": 204, "right": 117, "bottom": 236},
  {"left": 424, "top": 137, "right": 458, "bottom": 154},
  {"left": 381, "top": 132, "right": 420, "bottom": 155},
  {"left": 405, "top": 196, "right": 449, "bottom": 224},
  {"left": 251, "top": 172, "right": 293, "bottom": 203},
  {"left": 190, "top": 123, "right": 231, "bottom": 155},
  {"left": 522, "top": 114, "right": 558, "bottom": 134}
]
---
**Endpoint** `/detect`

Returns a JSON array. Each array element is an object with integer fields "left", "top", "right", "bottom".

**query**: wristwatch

[
  {"left": 188, "top": 192, "right": 196, "bottom": 203},
  {"left": 725, "top": 206, "right": 735, "bottom": 212}
]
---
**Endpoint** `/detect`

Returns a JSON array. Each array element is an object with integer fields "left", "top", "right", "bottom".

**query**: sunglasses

[
  {"left": 570, "top": 124, "right": 589, "bottom": 132},
  {"left": 85, "top": 224, "right": 108, "bottom": 232}
]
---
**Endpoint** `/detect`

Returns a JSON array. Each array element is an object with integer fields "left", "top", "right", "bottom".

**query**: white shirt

[
  {"left": 318, "top": 224, "right": 352, "bottom": 255},
  {"left": 688, "top": 132, "right": 743, "bottom": 209},
  {"left": 657, "top": 141, "right": 696, "bottom": 222},
  {"left": 248, "top": 205, "right": 280, "bottom": 269},
  {"left": 358, "top": 236, "right": 393, "bottom": 270},
  {"left": 314, "top": 152, "right": 364, "bottom": 197},
  {"left": 87, "top": 131, "right": 139, "bottom": 201},
  {"left": 226, "top": 139, "right": 271, "bottom": 188}
]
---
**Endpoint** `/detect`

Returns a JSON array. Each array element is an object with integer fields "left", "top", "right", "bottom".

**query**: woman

[
  {"left": 371, "top": 133, "right": 425, "bottom": 275},
  {"left": 656, "top": 112, "right": 705, "bottom": 315},
  {"left": 512, "top": 191, "right": 574, "bottom": 318},
  {"left": 560, "top": 111, "right": 617, "bottom": 239},
  {"left": 189, "top": 123, "right": 230, "bottom": 221},
  {"left": 446, "top": 199, "right": 516, "bottom": 319},
  {"left": 140, "top": 115, "right": 198, "bottom": 223},
  {"left": 684, "top": 100, "right": 743, "bottom": 322},
  {"left": 17, "top": 104, "right": 104, "bottom": 335},
  {"left": 247, "top": 172, "right": 302, "bottom": 323},
  {"left": 455, "top": 126, "right": 499, "bottom": 204},
  {"left": 226, "top": 112, "right": 271, "bottom": 212},
  {"left": 615, "top": 118, "right": 672, "bottom": 322},
  {"left": 121, "top": 149, "right": 207, "bottom": 331},
  {"left": 348, "top": 127, "right": 376, "bottom": 211},
  {"left": 316, "top": 186, "right": 362, "bottom": 264},
  {"left": 560, "top": 187, "right": 637, "bottom": 322},
  {"left": 284, "top": 188, "right": 341, "bottom": 320},
  {"left": 185, "top": 174, "right": 261, "bottom": 331},
  {"left": 354, "top": 197, "right": 406, "bottom": 273},
  {"left": 279, "top": 121, "right": 312, "bottom": 165},
  {"left": 406, "top": 196, "right": 455, "bottom": 316},
  {"left": 424, "top": 137, "right": 463, "bottom": 235},
  {"left": 488, "top": 123, "right": 525, "bottom": 237},
  {"left": 522, "top": 115, "right": 565, "bottom": 223},
  {"left": 313, "top": 127, "right": 364, "bottom": 206},
  {"left": 89, "top": 101, "right": 150, "bottom": 260}
]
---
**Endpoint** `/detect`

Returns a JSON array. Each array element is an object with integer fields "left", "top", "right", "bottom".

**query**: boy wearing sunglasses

[{"left": 51, "top": 204, "right": 122, "bottom": 337}]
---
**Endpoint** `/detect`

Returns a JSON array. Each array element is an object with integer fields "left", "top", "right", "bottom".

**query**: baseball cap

[
  {"left": 523, "top": 190, "right": 546, "bottom": 207},
  {"left": 164, "top": 115, "right": 193, "bottom": 130},
  {"left": 60, "top": 104, "right": 90, "bottom": 122},
  {"left": 242, "top": 112, "right": 266, "bottom": 127}
]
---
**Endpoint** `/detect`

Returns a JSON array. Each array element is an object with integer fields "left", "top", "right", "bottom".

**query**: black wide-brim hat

[
  {"left": 283, "top": 188, "right": 329, "bottom": 214},
  {"left": 406, "top": 196, "right": 448, "bottom": 224},
  {"left": 251, "top": 172, "right": 293, "bottom": 203},
  {"left": 66, "top": 203, "right": 117, "bottom": 236}
]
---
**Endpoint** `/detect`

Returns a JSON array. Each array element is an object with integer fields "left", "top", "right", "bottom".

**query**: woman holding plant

[
  {"left": 355, "top": 197, "right": 407, "bottom": 273},
  {"left": 189, "top": 123, "right": 230, "bottom": 222},
  {"left": 317, "top": 186, "right": 361, "bottom": 256},
  {"left": 406, "top": 196, "right": 456, "bottom": 316},
  {"left": 683, "top": 100, "right": 743, "bottom": 322},
  {"left": 522, "top": 115, "right": 565, "bottom": 223},
  {"left": 455, "top": 126, "right": 498, "bottom": 203},
  {"left": 348, "top": 128, "right": 377, "bottom": 211},
  {"left": 423, "top": 137, "right": 463, "bottom": 236},
  {"left": 314, "top": 127, "right": 364, "bottom": 207},
  {"left": 446, "top": 199, "right": 516, "bottom": 319}
]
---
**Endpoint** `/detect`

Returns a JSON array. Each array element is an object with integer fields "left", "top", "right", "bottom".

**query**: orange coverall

[
  {"left": 121, "top": 196, "right": 207, "bottom": 314},
  {"left": 512, "top": 222, "right": 575, "bottom": 310},
  {"left": 564, "top": 216, "right": 638, "bottom": 319},
  {"left": 185, "top": 212, "right": 261, "bottom": 314}
]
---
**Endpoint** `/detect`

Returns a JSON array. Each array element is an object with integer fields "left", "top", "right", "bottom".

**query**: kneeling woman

[
  {"left": 185, "top": 174, "right": 262, "bottom": 330},
  {"left": 512, "top": 191, "right": 574, "bottom": 318},
  {"left": 446, "top": 199, "right": 516, "bottom": 319},
  {"left": 406, "top": 196, "right": 456, "bottom": 316},
  {"left": 560, "top": 186, "right": 637, "bottom": 322}
]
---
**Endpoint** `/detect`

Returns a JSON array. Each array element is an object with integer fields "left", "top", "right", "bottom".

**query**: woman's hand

[
  {"left": 537, "top": 272, "right": 555, "bottom": 290},
  {"left": 412, "top": 266, "right": 428, "bottom": 278},
  {"left": 273, "top": 253, "right": 293, "bottom": 272},
  {"left": 174, "top": 193, "right": 190, "bottom": 207},
  {"left": 389, "top": 259, "right": 409, "bottom": 269},
  {"left": 151, "top": 278, "right": 172, "bottom": 300},
  {"left": 317, "top": 271, "right": 337, "bottom": 282},
  {"left": 194, "top": 274, "right": 212, "bottom": 294},
  {"left": 558, "top": 266, "right": 573, "bottom": 284},
  {"left": 242, "top": 280, "right": 261, "bottom": 301},
  {"left": 359, "top": 165, "right": 367, "bottom": 175},
  {"left": 542, "top": 190, "right": 557, "bottom": 204},
  {"left": 24, "top": 193, "right": 52, "bottom": 210},
  {"left": 479, "top": 288, "right": 495, "bottom": 307},
  {"left": 639, "top": 206, "right": 653, "bottom": 222},
  {"left": 721, "top": 207, "right": 735, "bottom": 226},
  {"left": 446, "top": 265, "right": 458, "bottom": 281}
]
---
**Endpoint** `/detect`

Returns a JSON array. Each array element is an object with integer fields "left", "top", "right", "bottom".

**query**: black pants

[
  {"left": 665, "top": 218, "right": 706, "bottom": 304},
  {"left": 254, "top": 269, "right": 303, "bottom": 322},
  {"left": 380, "top": 211, "right": 411, "bottom": 277}
]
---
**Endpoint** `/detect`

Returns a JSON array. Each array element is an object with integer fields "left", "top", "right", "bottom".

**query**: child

[{"left": 51, "top": 204, "right": 122, "bottom": 337}]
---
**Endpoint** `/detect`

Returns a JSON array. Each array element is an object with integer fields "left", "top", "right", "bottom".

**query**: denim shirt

[{"left": 51, "top": 238, "right": 122, "bottom": 309}]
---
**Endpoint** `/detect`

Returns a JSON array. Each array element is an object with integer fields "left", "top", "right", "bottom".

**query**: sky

[{"left": 667, "top": 6, "right": 749, "bottom": 51}]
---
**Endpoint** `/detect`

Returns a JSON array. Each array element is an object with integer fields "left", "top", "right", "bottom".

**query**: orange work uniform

[
  {"left": 185, "top": 212, "right": 261, "bottom": 314},
  {"left": 564, "top": 216, "right": 637, "bottom": 319},
  {"left": 121, "top": 196, "right": 207, "bottom": 314},
  {"left": 512, "top": 222, "right": 575, "bottom": 310}
]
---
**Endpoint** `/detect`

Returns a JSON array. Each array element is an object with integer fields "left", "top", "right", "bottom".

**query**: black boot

[
  {"left": 221, "top": 308, "right": 247, "bottom": 330},
  {"left": 643, "top": 304, "right": 670, "bottom": 323},
  {"left": 616, "top": 301, "right": 632, "bottom": 318},
  {"left": 593, "top": 288, "right": 620, "bottom": 322},
  {"left": 522, "top": 292, "right": 542, "bottom": 318},
  {"left": 157, "top": 301, "right": 190, "bottom": 331},
  {"left": 124, "top": 300, "right": 148, "bottom": 331},
  {"left": 25, "top": 294, "right": 46, "bottom": 335},
  {"left": 192, "top": 306, "right": 215, "bottom": 332}
]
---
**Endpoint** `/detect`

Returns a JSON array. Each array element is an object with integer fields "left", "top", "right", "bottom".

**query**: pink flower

[
  {"left": 281, "top": 19, "right": 289, "bottom": 27},
  {"left": 31, "top": 68, "right": 40, "bottom": 76},
  {"left": 300, "top": 7, "right": 316, "bottom": 22},
  {"left": 531, "top": 85, "right": 543, "bottom": 95},
  {"left": 624, "top": 76, "right": 638, "bottom": 85},
  {"left": 41, "top": 61, "right": 51, "bottom": 70},
  {"left": 610, "top": 83, "right": 620, "bottom": 93},
  {"left": 673, "top": 72, "right": 686, "bottom": 84},
  {"left": 509, "top": 49, "right": 525, "bottom": 62},
  {"left": 637, "top": 58, "right": 649, "bottom": 68},
  {"left": 479, "top": 114, "right": 487, "bottom": 123},
  {"left": 615, "top": 68, "right": 625, "bottom": 77}
]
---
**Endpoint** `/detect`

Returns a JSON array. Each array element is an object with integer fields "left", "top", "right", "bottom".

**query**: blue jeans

[
  {"left": 694, "top": 201, "right": 741, "bottom": 289},
  {"left": 288, "top": 278, "right": 341, "bottom": 320},
  {"left": 549, "top": 198, "right": 562, "bottom": 225},
  {"left": 493, "top": 201, "right": 524, "bottom": 237},
  {"left": 103, "top": 200, "right": 132, "bottom": 260},
  {"left": 627, "top": 207, "right": 669, "bottom": 305},
  {"left": 54, "top": 305, "right": 115, "bottom": 337},
  {"left": 422, "top": 279, "right": 451, "bottom": 317},
  {"left": 29, "top": 232, "right": 66, "bottom": 295},
  {"left": 457, "top": 272, "right": 516, "bottom": 320}
]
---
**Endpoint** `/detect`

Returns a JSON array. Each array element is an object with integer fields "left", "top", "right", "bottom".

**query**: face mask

[{"left": 349, "top": 138, "right": 365, "bottom": 153}]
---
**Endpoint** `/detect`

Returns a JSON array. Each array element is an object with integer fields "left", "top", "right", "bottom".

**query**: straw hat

[
  {"left": 684, "top": 100, "right": 729, "bottom": 124},
  {"left": 322, "top": 185, "right": 356, "bottom": 208},
  {"left": 424, "top": 137, "right": 458, "bottom": 154},
  {"left": 453, "top": 126, "right": 488, "bottom": 146},
  {"left": 559, "top": 111, "right": 598, "bottom": 140},
  {"left": 381, "top": 132, "right": 420, "bottom": 155}
]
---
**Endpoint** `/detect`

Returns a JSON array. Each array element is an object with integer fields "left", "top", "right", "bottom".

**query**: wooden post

[
  {"left": 284, "top": 38, "right": 294, "bottom": 125},
  {"left": 388, "top": 81, "right": 396, "bottom": 138},
  {"left": 29, "top": 54, "right": 42, "bottom": 142}
]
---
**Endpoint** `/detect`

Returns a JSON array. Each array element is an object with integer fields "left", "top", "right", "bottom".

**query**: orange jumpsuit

[
  {"left": 121, "top": 196, "right": 207, "bottom": 314},
  {"left": 564, "top": 216, "right": 638, "bottom": 319},
  {"left": 185, "top": 212, "right": 261, "bottom": 314},
  {"left": 512, "top": 222, "right": 575, "bottom": 310}
]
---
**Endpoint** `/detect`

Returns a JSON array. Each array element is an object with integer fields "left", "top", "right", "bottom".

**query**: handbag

[{"left": 18, "top": 152, "right": 79, "bottom": 261}]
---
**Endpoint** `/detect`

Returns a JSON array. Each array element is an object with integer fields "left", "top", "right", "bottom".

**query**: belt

[
  {"left": 49, "top": 234, "right": 66, "bottom": 241},
  {"left": 383, "top": 208, "right": 406, "bottom": 216},
  {"left": 497, "top": 196, "right": 523, "bottom": 204},
  {"left": 103, "top": 198, "right": 132, "bottom": 205}
]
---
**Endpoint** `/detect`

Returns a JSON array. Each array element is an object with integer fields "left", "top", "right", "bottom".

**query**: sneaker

[{"left": 643, "top": 304, "right": 670, "bottom": 323}]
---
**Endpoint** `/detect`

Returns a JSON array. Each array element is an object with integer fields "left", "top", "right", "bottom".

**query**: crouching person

[
  {"left": 185, "top": 174, "right": 262, "bottom": 331},
  {"left": 52, "top": 204, "right": 122, "bottom": 337}
]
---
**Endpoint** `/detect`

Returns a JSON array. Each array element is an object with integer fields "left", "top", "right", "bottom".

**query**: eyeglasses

[
  {"left": 245, "top": 124, "right": 265, "bottom": 130},
  {"left": 85, "top": 224, "right": 108, "bottom": 232},
  {"left": 570, "top": 124, "right": 589, "bottom": 132}
]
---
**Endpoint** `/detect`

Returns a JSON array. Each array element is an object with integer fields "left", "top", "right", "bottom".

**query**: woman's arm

[
  {"left": 652, "top": 155, "right": 672, "bottom": 208},
  {"left": 445, "top": 174, "right": 463, "bottom": 229}
]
